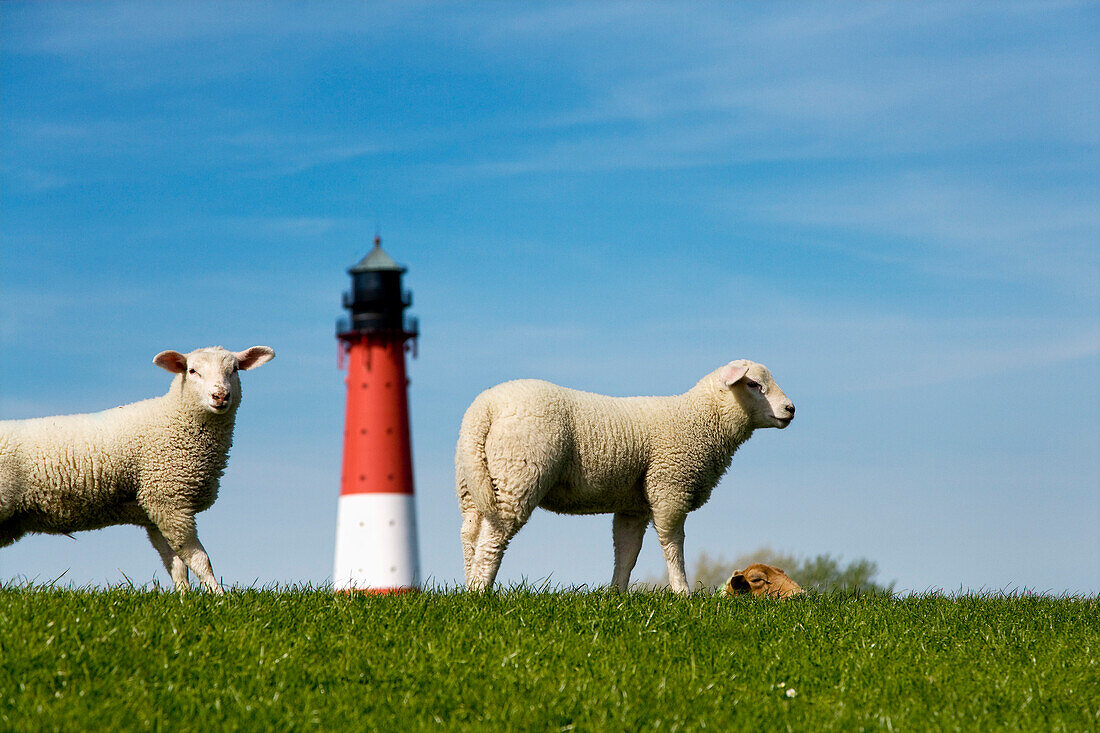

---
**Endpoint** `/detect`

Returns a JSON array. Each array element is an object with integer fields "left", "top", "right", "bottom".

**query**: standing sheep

[
  {"left": 455, "top": 360, "right": 794, "bottom": 594},
  {"left": 0, "top": 345, "right": 274, "bottom": 593}
]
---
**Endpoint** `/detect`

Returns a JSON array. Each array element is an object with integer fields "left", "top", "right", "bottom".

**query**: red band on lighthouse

[{"left": 340, "top": 337, "right": 414, "bottom": 496}]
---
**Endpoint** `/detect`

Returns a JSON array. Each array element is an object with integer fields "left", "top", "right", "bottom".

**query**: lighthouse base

[{"left": 333, "top": 493, "right": 420, "bottom": 592}]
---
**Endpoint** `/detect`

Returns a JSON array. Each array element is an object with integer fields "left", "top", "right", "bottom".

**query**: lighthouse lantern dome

[{"left": 339, "top": 236, "right": 416, "bottom": 338}]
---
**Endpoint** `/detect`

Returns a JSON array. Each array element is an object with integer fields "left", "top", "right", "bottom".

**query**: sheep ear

[
  {"left": 154, "top": 351, "right": 188, "bottom": 374},
  {"left": 236, "top": 346, "right": 275, "bottom": 370},
  {"left": 720, "top": 363, "right": 749, "bottom": 386}
]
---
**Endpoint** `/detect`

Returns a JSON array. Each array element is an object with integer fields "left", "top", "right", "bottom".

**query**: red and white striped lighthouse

[{"left": 333, "top": 236, "right": 420, "bottom": 593}]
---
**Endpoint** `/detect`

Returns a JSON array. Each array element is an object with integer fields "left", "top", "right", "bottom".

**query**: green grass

[{"left": 1, "top": 587, "right": 1096, "bottom": 731}]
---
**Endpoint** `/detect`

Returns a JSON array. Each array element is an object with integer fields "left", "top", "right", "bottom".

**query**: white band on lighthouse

[{"left": 333, "top": 493, "right": 420, "bottom": 591}]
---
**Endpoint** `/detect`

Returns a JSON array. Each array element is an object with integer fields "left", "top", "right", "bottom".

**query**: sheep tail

[{"left": 458, "top": 397, "right": 498, "bottom": 517}]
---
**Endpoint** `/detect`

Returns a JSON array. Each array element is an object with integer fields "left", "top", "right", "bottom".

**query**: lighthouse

[{"left": 333, "top": 236, "right": 420, "bottom": 593}]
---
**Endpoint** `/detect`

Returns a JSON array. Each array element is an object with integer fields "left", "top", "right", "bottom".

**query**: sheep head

[
  {"left": 154, "top": 346, "right": 275, "bottom": 415},
  {"left": 724, "top": 563, "right": 804, "bottom": 599},
  {"left": 718, "top": 360, "right": 795, "bottom": 429}
]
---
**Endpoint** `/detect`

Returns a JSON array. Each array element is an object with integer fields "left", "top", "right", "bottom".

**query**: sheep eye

[
  {"left": 188, "top": 368, "right": 199, "bottom": 376},
  {"left": 746, "top": 379, "right": 764, "bottom": 393}
]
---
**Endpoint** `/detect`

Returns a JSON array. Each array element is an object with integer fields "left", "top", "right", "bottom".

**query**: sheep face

[
  {"left": 719, "top": 360, "right": 795, "bottom": 429},
  {"left": 154, "top": 346, "right": 275, "bottom": 415},
  {"left": 724, "top": 563, "right": 804, "bottom": 599}
]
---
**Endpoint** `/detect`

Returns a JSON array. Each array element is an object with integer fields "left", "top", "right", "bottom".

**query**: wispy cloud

[
  {"left": 1, "top": 165, "right": 74, "bottom": 193},
  {"left": 732, "top": 170, "right": 1100, "bottom": 294},
  {"left": 767, "top": 312, "right": 1100, "bottom": 391},
  {"left": 464, "top": 3, "right": 1099, "bottom": 172},
  {"left": 222, "top": 216, "right": 347, "bottom": 240},
  {"left": 8, "top": 2, "right": 1096, "bottom": 189},
  {"left": 3, "top": 2, "right": 422, "bottom": 55}
]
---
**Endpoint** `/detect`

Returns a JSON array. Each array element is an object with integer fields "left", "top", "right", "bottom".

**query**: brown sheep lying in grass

[{"left": 723, "top": 563, "right": 803, "bottom": 599}]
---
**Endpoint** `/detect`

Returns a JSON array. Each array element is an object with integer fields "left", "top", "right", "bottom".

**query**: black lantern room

[{"left": 337, "top": 236, "right": 419, "bottom": 342}]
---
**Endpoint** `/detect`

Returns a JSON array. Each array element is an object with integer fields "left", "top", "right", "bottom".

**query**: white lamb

[
  {"left": 455, "top": 359, "right": 794, "bottom": 594},
  {"left": 0, "top": 345, "right": 274, "bottom": 593}
]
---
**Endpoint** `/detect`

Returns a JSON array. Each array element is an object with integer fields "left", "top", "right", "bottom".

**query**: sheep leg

[
  {"left": 153, "top": 514, "right": 224, "bottom": 595},
  {"left": 469, "top": 515, "right": 512, "bottom": 590},
  {"left": 467, "top": 449, "right": 556, "bottom": 590},
  {"left": 145, "top": 525, "right": 190, "bottom": 592},
  {"left": 175, "top": 534, "right": 223, "bottom": 595},
  {"left": 460, "top": 507, "right": 482, "bottom": 586},
  {"left": 611, "top": 512, "right": 648, "bottom": 591},
  {"left": 653, "top": 515, "right": 690, "bottom": 594}
]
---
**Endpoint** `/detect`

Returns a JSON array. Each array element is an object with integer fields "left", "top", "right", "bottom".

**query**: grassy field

[{"left": 1, "top": 586, "right": 1096, "bottom": 731}]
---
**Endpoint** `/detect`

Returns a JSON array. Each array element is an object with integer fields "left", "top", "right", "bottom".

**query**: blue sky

[{"left": 2, "top": 1, "right": 1097, "bottom": 594}]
